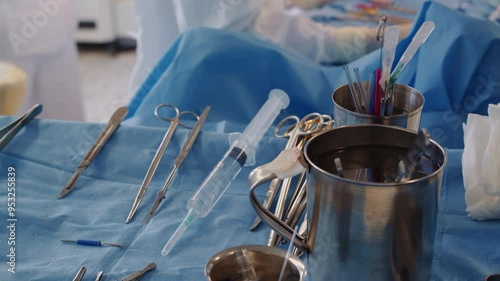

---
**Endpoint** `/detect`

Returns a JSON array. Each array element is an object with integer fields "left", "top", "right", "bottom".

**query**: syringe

[{"left": 161, "top": 89, "right": 290, "bottom": 256}]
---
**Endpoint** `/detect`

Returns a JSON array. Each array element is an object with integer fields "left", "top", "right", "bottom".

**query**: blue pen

[{"left": 62, "top": 239, "right": 127, "bottom": 248}]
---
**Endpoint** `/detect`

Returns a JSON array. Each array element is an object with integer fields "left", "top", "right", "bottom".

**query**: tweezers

[
  {"left": 122, "top": 262, "right": 156, "bottom": 281},
  {"left": 146, "top": 106, "right": 210, "bottom": 223},
  {"left": 0, "top": 104, "right": 42, "bottom": 151},
  {"left": 57, "top": 106, "right": 128, "bottom": 199}
]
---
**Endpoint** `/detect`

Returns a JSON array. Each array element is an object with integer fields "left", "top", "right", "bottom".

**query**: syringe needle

[{"left": 162, "top": 209, "right": 197, "bottom": 256}]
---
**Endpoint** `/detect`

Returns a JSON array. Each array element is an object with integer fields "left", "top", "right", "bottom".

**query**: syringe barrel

[
  {"left": 239, "top": 89, "right": 290, "bottom": 150},
  {"left": 187, "top": 146, "right": 247, "bottom": 218},
  {"left": 187, "top": 89, "right": 289, "bottom": 218}
]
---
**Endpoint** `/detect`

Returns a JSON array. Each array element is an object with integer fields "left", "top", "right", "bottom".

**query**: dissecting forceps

[
  {"left": 57, "top": 106, "right": 128, "bottom": 199},
  {"left": 146, "top": 106, "right": 210, "bottom": 223},
  {"left": 267, "top": 113, "right": 324, "bottom": 247},
  {"left": 126, "top": 104, "right": 200, "bottom": 223},
  {"left": 0, "top": 104, "right": 42, "bottom": 151}
]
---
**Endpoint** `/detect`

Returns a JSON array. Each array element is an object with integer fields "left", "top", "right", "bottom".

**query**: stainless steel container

[
  {"left": 249, "top": 125, "right": 447, "bottom": 281},
  {"left": 205, "top": 245, "right": 306, "bottom": 281},
  {"left": 332, "top": 83, "right": 424, "bottom": 131}
]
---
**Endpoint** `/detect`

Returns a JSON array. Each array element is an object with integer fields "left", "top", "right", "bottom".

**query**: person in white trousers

[{"left": 0, "top": 0, "right": 84, "bottom": 121}]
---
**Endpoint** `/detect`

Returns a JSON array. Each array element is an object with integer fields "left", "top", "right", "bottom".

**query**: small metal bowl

[
  {"left": 486, "top": 274, "right": 500, "bottom": 281},
  {"left": 205, "top": 245, "right": 306, "bottom": 281}
]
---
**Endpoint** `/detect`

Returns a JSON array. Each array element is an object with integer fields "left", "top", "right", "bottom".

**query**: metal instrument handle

[
  {"left": 80, "top": 106, "right": 128, "bottom": 168},
  {"left": 72, "top": 266, "right": 86, "bottom": 281},
  {"left": 248, "top": 166, "right": 308, "bottom": 252},
  {"left": 122, "top": 262, "right": 156, "bottom": 281}
]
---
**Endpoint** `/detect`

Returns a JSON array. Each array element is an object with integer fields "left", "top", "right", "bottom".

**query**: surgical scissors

[
  {"left": 146, "top": 106, "right": 210, "bottom": 223},
  {"left": 126, "top": 104, "right": 199, "bottom": 223},
  {"left": 249, "top": 113, "right": 328, "bottom": 232},
  {"left": 0, "top": 104, "right": 42, "bottom": 150},
  {"left": 267, "top": 113, "right": 324, "bottom": 246},
  {"left": 72, "top": 266, "right": 86, "bottom": 281},
  {"left": 283, "top": 115, "right": 331, "bottom": 220}
]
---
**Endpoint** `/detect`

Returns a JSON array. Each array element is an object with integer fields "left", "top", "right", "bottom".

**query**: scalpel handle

[
  {"left": 80, "top": 106, "right": 129, "bottom": 167},
  {"left": 0, "top": 104, "right": 43, "bottom": 150}
]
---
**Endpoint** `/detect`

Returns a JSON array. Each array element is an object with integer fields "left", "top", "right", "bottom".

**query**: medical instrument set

[
  {"left": 342, "top": 20, "right": 435, "bottom": 117},
  {"left": 161, "top": 89, "right": 290, "bottom": 256},
  {"left": 61, "top": 239, "right": 127, "bottom": 248},
  {"left": 58, "top": 106, "right": 129, "bottom": 199},
  {"left": 0, "top": 17, "right": 443, "bottom": 278},
  {"left": 126, "top": 104, "right": 207, "bottom": 223},
  {"left": 0, "top": 103, "right": 42, "bottom": 150},
  {"left": 247, "top": 113, "right": 332, "bottom": 251}
]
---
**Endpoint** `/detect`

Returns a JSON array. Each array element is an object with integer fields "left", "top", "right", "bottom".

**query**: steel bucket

[{"left": 249, "top": 124, "right": 446, "bottom": 281}]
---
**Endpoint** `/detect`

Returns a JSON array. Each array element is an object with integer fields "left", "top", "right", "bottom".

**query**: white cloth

[
  {"left": 463, "top": 103, "right": 500, "bottom": 220},
  {"left": 0, "top": 0, "right": 83, "bottom": 120}
]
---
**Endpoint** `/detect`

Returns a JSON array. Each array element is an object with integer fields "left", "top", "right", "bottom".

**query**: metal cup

[
  {"left": 487, "top": 275, "right": 500, "bottom": 281},
  {"left": 205, "top": 245, "right": 307, "bottom": 281},
  {"left": 332, "top": 83, "right": 424, "bottom": 131},
  {"left": 249, "top": 125, "right": 447, "bottom": 281}
]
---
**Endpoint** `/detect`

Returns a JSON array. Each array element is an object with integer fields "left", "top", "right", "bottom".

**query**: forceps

[
  {"left": 58, "top": 106, "right": 128, "bottom": 199},
  {"left": 267, "top": 113, "right": 324, "bottom": 246},
  {"left": 126, "top": 104, "right": 199, "bottom": 223},
  {"left": 0, "top": 104, "right": 42, "bottom": 151}
]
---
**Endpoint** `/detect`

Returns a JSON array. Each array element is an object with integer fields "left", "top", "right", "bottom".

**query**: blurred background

[
  {"left": 0, "top": 0, "right": 498, "bottom": 123},
  {"left": 75, "top": 0, "right": 138, "bottom": 123}
]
